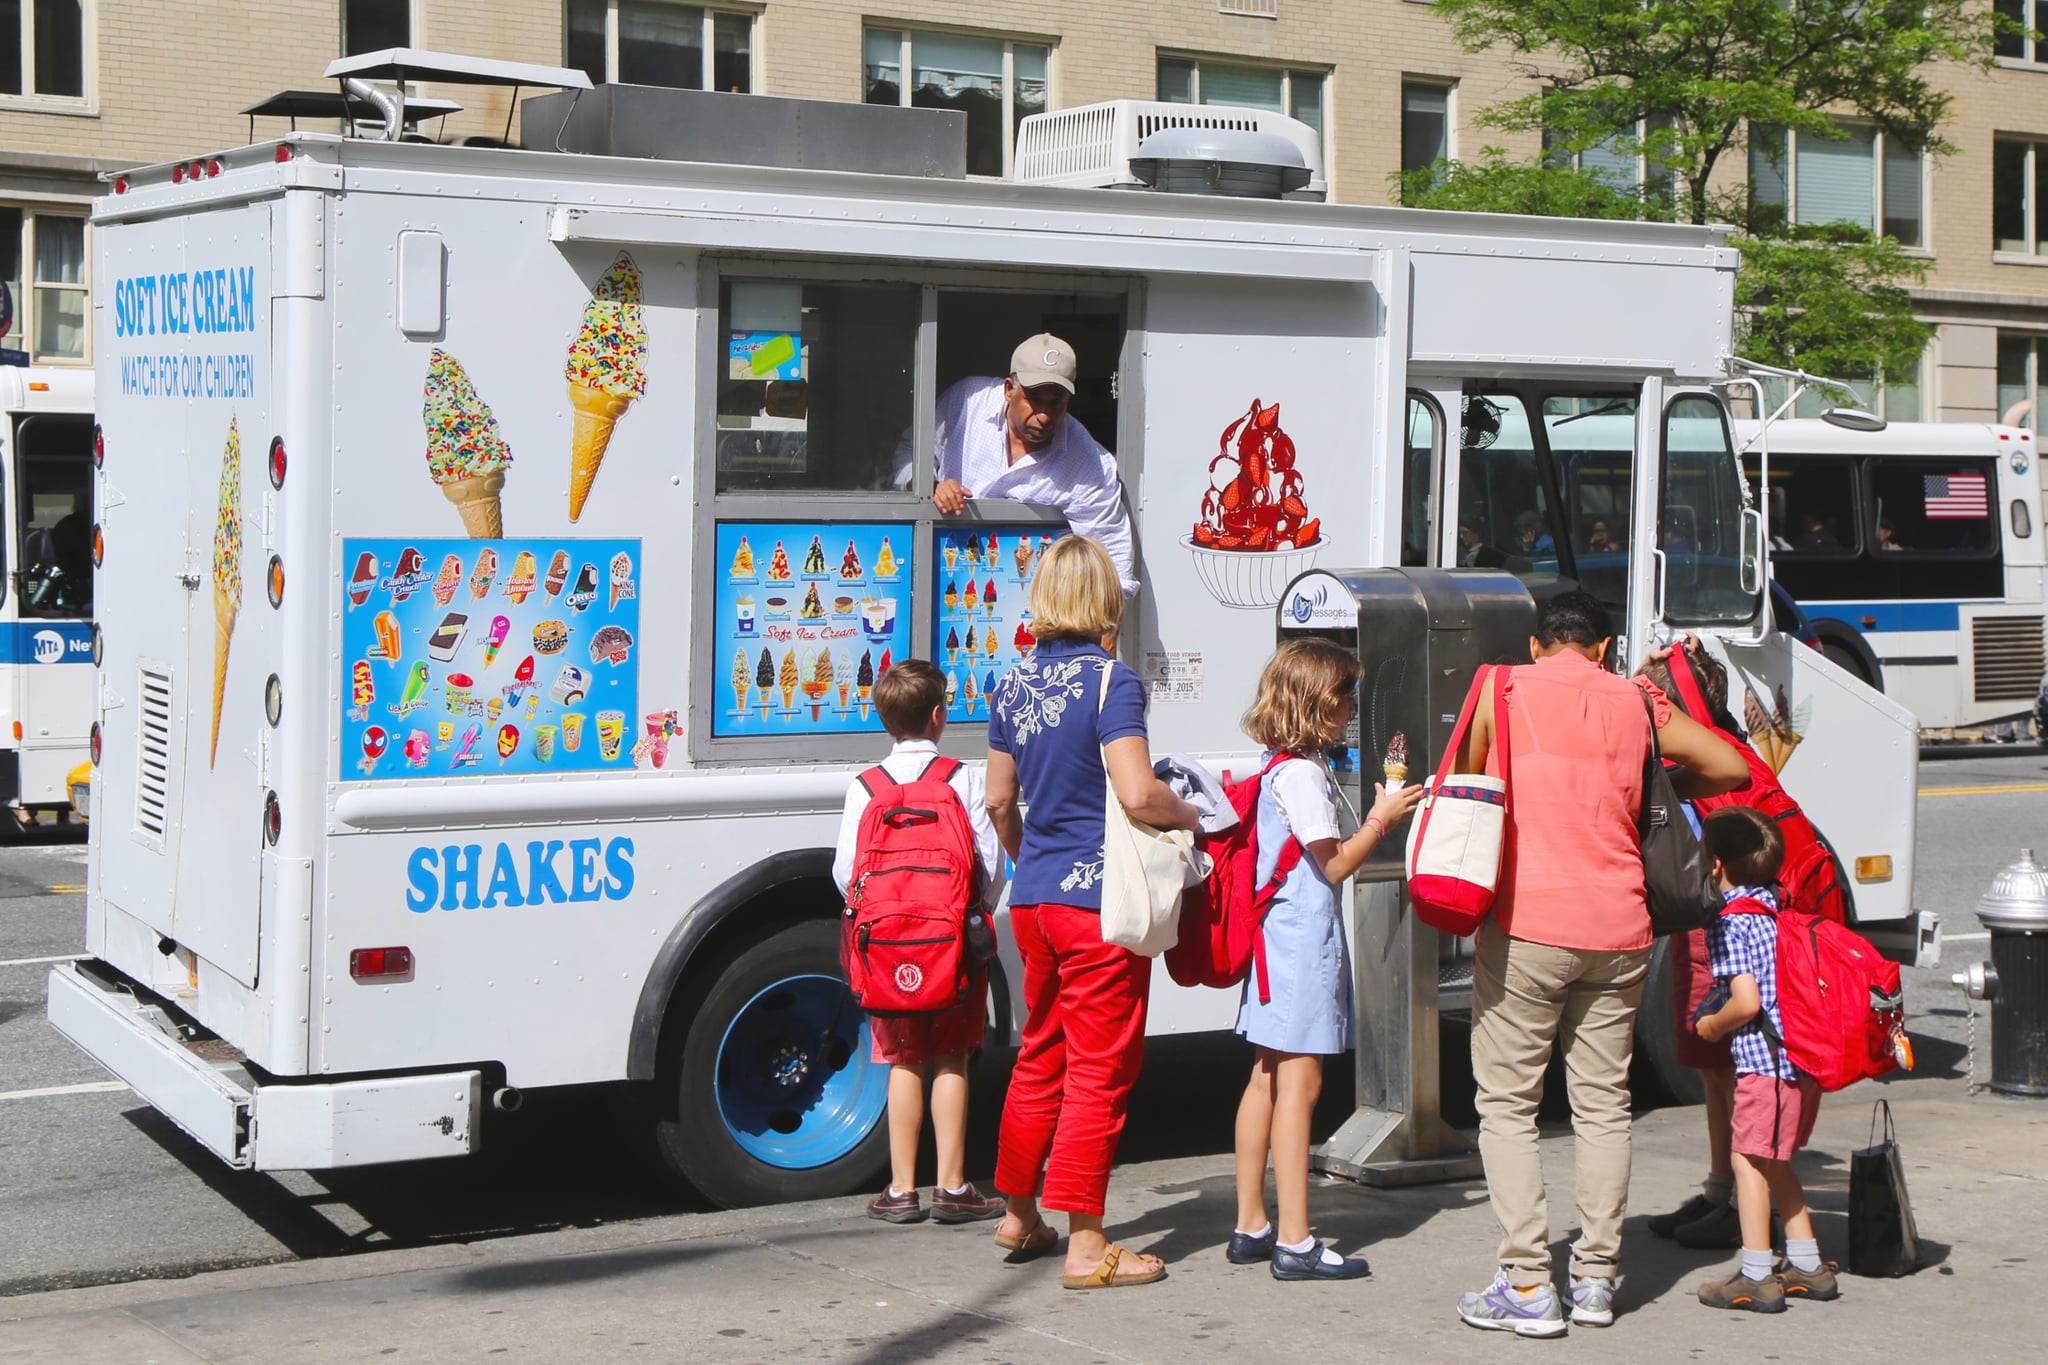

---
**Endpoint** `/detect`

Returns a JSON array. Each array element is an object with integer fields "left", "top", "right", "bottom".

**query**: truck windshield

[
  {"left": 1661, "top": 395, "right": 1752, "bottom": 625},
  {"left": 12, "top": 413, "right": 93, "bottom": 618}
]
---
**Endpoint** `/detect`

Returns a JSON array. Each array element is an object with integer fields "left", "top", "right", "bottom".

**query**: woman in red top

[{"left": 1450, "top": 591, "right": 1746, "bottom": 1337}]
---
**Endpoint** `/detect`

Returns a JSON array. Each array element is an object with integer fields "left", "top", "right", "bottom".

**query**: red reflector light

[
  {"left": 268, "top": 436, "right": 286, "bottom": 490},
  {"left": 93, "top": 424, "right": 104, "bottom": 468},
  {"left": 349, "top": 947, "right": 415, "bottom": 981},
  {"left": 90, "top": 722, "right": 101, "bottom": 766},
  {"left": 113, "top": 176, "right": 128, "bottom": 194},
  {"left": 274, "top": 143, "right": 293, "bottom": 164},
  {"left": 170, "top": 164, "right": 185, "bottom": 184},
  {"left": 207, "top": 159, "right": 222, "bottom": 177},
  {"left": 262, "top": 790, "right": 281, "bottom": 845},
  {"left": 189, "top": 161, "right": 204, "bottom": 180}
]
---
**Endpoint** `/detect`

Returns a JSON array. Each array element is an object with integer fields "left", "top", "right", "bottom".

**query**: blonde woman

[{"left": 984, "top": 534, "right": 1198, "bottom": 1289}]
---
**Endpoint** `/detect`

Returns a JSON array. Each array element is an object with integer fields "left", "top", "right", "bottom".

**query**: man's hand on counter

[{"left": 933, "top": 478, "right": 972, "bottom": 515}]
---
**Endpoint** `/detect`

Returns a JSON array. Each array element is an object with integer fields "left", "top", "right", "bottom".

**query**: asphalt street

[{"left": 1, "top": 750, "right": 2042, "bottom": 1299}]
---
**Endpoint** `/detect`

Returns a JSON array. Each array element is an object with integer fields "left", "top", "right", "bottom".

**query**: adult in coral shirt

[{"left": 1449, "top": 591, "right": 1747, "bottom": 1337}]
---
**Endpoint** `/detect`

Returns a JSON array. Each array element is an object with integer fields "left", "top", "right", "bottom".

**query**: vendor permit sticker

[{"left": 1281, "top": 572, "right": 1357, "bottom": 630}]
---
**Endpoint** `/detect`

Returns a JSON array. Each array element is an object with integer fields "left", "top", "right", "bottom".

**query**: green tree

[{"left": 1396, "top": 0, "right": 2013, "bottom": 385}]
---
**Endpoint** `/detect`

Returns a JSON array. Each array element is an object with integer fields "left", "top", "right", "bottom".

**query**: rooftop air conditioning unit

[{"left": 1014, "top": 99, "right": 1327, "bottom": 200}]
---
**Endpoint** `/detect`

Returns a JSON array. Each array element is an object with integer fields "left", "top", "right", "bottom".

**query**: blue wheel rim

[{"left": 713, "top": 973, "right": 886, "bottom": 1169}]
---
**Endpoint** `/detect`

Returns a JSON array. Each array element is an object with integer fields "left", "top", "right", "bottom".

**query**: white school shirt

[
  {"left": 893, "top": 376, "right": 1138, "bottom": 596},
  {"left": 831, "top": 739, "right": 1005, "bottom": 902},
  {"left": 1265, "top": 757, "right": 1344, "bottom": 848}
]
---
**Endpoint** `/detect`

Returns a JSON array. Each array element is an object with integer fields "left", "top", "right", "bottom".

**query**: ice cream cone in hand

[
  {"left": 423, "top": 349, "right": 514, "bottom": 539},
  {"left": 208, "top": 417, "right": 244, "bottom": 768},
  {"left": 564, "top": 253, "right": 649, "bottom": 521}
]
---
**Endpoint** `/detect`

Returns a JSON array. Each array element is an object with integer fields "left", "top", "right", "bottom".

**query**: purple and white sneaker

[{"left": 1457, "top": 1270, "right": 1568, "bottom": 1337}]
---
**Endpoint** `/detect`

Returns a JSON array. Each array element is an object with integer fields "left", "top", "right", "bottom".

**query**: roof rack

[
  {"left": 240, "top": 89, "right": 463, "bottom": 144},
  {"left": 319, "top": 48, "right": 591, "bottom": 144}
]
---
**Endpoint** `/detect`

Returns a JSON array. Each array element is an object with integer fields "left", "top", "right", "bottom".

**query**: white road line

[
  {"left": 1944, "top": 932, "right": 1990, "bottom": 944},
  {"left": 0, "top": 1081, "right": 129, "bottom": 1101},
  {"left": 0, "top": 953, "right": 80, "bottom": 968}
]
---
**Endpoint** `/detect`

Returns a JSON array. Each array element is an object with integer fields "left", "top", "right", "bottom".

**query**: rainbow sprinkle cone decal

[
  {"left": 424, "top": 349, "right": 514, "bottom": 537},
  {"left": 210, "top": 416, "right": 244, "bottom": 768},
  {"left": 565, "top": 253, "right": 648, "bottom": 521}
]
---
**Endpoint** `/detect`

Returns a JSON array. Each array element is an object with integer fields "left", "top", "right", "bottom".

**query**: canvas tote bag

[
  {"left": 1096, "top": 662, "right": 1204, "bottom": 955},
  {"left": 1405, "top": 664, "right": 1511, "bottom": 937}
]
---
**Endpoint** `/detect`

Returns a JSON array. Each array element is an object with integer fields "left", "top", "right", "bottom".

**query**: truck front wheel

[{"left": 653, "top": 918, "right": 890, "bottom": 1207}]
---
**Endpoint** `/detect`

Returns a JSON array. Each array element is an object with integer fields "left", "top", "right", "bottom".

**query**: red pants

[{"left": 995, "top": 902, "right": 1151, "bottom": 1216}]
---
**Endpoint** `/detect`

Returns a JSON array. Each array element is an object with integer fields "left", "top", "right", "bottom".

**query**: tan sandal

[
  {"left": 1061, "top": 1243, "right": 1167, "bottom": 1290},
  {"left": 994, "top": 1216, "right": 1058, "bottom": 1261}
]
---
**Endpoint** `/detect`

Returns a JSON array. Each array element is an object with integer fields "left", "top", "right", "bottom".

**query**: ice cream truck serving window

[{"left": 697, "top": 270, "right": 1124, "bottom": 759}]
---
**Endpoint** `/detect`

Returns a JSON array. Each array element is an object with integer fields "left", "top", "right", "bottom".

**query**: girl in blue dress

[{"left": 1229, "top": 639, "right": 1423, "bottom": 1281}]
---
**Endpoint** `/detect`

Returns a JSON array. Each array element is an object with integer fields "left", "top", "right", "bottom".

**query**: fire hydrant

[{"left": 1954, "top": 849, "right": 2048, "bottom": 1096}]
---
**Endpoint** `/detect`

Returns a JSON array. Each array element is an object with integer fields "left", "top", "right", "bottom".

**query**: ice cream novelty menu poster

[
  {"left": 932, "top": 526, "right": 1066, "bottom": 725},
  {"left": 339, "top": 538, "right": 641, "bottom": 779},
  {"left": 713, "top": 523, "right": 913, "bottom": 737}
]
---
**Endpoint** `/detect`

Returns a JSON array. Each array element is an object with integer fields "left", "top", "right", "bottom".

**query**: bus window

[
  {"left": 12, "top": 413, "right": 93, "bottom": 618},
  {"left": 1456, "top": 392, "right": 1568, "bottom": 584},
  {"left": 1869, "top": 457, "right": 1998, "bottom": 557},
  {"left": 1544, "top": 394, "right": 1638, "bottom": 616},
  {"left": 1752, "top": 457, "right": 1860, "bottom": 558},
  {"left": 1660, "top": 395, "right": 1753, "bottom": 625}
]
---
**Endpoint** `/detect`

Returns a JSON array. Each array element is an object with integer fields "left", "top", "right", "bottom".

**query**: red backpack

[
  {"left": 1725, "top": 898, "right": 1905, "bottom": 1092},
  {"left": 842, "top": 756, "right": 986, "bottom": 1016},
  {"left": 1165, "top": 753, "right": 1306, "bottom": 1004},
  {"left": 1665, "top": 650, "right": 1852, "bottom": 924}
]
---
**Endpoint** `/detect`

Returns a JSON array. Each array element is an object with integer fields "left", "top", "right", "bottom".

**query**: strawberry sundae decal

[{"left": 1184, "top": 399, "right": 1324, "bottom": 608}]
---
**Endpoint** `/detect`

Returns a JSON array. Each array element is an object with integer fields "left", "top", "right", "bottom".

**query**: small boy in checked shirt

[{"left": 1691, "top": 807, "right": 1840, "bottom": 1313}]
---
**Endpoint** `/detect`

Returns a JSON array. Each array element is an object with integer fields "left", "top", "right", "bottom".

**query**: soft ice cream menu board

[
  {"left": 930, "top": 526, "right": 1068, "bottom": 725},
  {"left": 338, "top": 538, "right": 641, "bottom": 780},
  {"left": 712, "top": 522, "right": 913, "bottom": 738}
]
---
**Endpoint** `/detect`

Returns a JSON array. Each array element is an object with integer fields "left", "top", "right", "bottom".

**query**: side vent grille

[
  {"left": 136, "top": 668, "right": 173, "bottom": 844},
  {"left": 1973, "top": 616, "right": 2045, "bottom": 703}
]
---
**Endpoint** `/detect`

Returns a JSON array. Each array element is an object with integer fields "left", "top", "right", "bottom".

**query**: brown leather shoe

[
  {"left": 866, "top": 1187, "right": 927, "bottom": 1224},
  {"left": 931, "top": 1181, "right": 1006, "bottom": 1224}
]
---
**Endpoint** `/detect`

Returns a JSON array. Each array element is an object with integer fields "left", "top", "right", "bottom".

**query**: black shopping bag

[{"left": 1848, "top": 1099, "right": 1921, "bottom": 1277}]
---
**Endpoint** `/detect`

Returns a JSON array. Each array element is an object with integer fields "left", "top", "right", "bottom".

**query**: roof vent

[
  {"left": 1129, "top": 126, "right": 1313, "bottom": 199},
  {"left": 1014, "top": 99, "right": 1325, "bottom": 199}
]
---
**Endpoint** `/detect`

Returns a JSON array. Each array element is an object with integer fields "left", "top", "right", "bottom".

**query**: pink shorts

[
  {"left": 1732, "top": 1072, "right": 1822, "bottom": 1161},
  {"left": 868, "top": 968, "right": 987, "bottom": 1066}
]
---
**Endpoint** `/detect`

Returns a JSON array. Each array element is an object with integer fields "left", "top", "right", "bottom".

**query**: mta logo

[{"left": 32, "top": 631, "right": 65, "bottom": 664}]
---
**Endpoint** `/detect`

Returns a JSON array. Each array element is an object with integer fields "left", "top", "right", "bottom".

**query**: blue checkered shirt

[{"left": 1705, "top": 886, "right": 1801, "bottom": 1081}]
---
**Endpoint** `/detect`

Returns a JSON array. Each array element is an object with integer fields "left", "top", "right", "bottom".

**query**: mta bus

[
  {"left": 0, "top": 366, "right": 94, "bottom": 826},
  {"left": 1734, "top": 420, "right": 2046, "bottom": 734}
]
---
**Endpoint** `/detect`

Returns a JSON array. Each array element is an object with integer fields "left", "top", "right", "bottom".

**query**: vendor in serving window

[{"left": 895, "top": 334, "right": 1138, "bottom": 595}]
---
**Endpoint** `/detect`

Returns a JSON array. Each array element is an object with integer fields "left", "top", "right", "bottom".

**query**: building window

[
  {"left": 343, "top": 0, "right": 411, "bottom": 56},
  {"left": 2000, "top": 334, "right": 2048, "bottom": 426},
  {"left": 1545, "top": 112, "right": 1678, "bottom": 198},
  {"left": 0, "top": 208, "right": 88, "bottom": 364},
  {"left": 865, "top": 29, "right": 1050, "bottom": 179},
  {"left": 1157, "top": 56, "right": 1325, "bottom": 146},
  {"left": 1218, "top": 0, "right": 1280, "bottom": 14},
  {"left": 567, "top": 2, "right": 754, "bottom": 93},
  {"left": 1993, "top": 137, "right": 2048, "bottom": 256},
  {"left": 1402, "top": 82, "right": 1452, "bottom": 178},
  {"left": 1750, "top": 122, "right": 1924, "bottom": 247},
  {"left": 1996, "top": 0, "right": 2044, "bottom": 63},
  {"left": 2, "top": 0, "right": 85, "bottom": 100}
]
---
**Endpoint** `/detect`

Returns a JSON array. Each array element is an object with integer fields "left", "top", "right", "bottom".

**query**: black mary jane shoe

[
  {"left": 1271, "top": 1239, "right": 1371, "bottom": 1282},
  {"left": 1225, "top": 1227, "right": 1278, "bottom": 1265}
]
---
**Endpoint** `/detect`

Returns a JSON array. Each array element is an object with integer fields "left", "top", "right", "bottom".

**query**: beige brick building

[{"left": 6, "top": 0, "right": 2048, "bottom": 423}]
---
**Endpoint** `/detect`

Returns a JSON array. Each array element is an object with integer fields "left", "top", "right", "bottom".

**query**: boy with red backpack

[
  {"left": 1691, "top": 808, "right": 1842, "bottom": 1312},
  {"left": 832, "top": 659, "right": 1005, "bottom": 1226}
]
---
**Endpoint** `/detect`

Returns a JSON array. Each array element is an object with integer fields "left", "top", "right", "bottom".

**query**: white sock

[
  {"left": 1786, "top": 1237, "right": 1823, "bottom": 1273},
  {"left": 940, "top": 1184, "right": 969, "bottom": 1196},
  {"left": 1741, "top": 1248, "right": 1775, "bottom": 1282},
  {"left": 1703, "top": 1172, "right": 1735, "bottom": 1205},
  {"left": 1281, "top": 1234, "right": 1316, "bottom": 1255},
  {"left": 1237, "top": 1221, "right": 1274, "bottom": 1239}
]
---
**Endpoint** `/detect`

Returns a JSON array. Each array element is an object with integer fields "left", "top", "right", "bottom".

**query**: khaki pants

[{"left": 1470, "top": 918, "right": 1651, "bottom": 1287}]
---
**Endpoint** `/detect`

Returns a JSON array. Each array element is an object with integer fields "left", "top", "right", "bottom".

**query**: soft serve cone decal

[
  {"left": 424, "top": 349, "right": 514, "bottom": 537},
  {"left": 565, "top": 253, "right": 648, "bottom": 521},
  {"left": 209, "top": 416, "right": 243, "bottom": 767}
]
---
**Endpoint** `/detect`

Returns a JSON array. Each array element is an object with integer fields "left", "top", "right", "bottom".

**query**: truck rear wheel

[{"left": 653, "top": 918, "right": 889, "bottom": 1207}]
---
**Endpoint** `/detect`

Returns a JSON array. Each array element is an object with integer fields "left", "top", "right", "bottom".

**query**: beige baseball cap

[{"left": 1009, "top": 333, "right": 1078, "bottom": 393}]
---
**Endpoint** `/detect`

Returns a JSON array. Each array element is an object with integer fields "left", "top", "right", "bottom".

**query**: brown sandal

[
  {"left": 994, "top": 1217, "right": 1059, "bottom": 1262},
  {"left": 1061, "top": 1243, "right": 1167, "bottom": 1290}
]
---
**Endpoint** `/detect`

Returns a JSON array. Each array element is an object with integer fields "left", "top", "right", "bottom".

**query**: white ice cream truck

[
  {"left": 0, "top": 364, "right": 94, "bottom": 826},
  {"left": 49, "top": 56, "right": 1930, "bottom": 1202}
]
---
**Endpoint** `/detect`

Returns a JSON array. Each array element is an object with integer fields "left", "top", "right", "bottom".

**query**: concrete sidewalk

[{"left": 3, "top": 1074, "right": 2043, "bottom": 1363}]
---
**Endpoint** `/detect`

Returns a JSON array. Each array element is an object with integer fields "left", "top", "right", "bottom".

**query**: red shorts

[
  {"left": 1673, "top": 926, "right": 1734, "bottom": 1071},
  {"left": 868, "top": 967, "right": 988, "bottom": 1066},
  {"left": 1732, "top": 1072, "right": 1822, "bottom": 1161}
]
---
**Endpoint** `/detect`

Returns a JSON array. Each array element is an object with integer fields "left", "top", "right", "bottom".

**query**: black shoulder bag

[{"left": 1636, "top": 690, "right": 1722, "bottom": 937}]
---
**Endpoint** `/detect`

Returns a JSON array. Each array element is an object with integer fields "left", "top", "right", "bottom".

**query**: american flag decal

[{"left": 1924, "top": 473, "right": 1989, "bottom": 519}]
